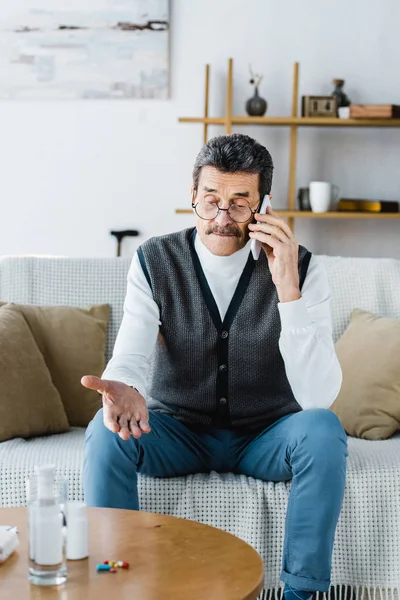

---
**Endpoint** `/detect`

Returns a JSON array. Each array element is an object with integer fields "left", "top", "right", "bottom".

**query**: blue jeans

[{"left": 84, "top": 408, "right": 348, "bottom": 592}]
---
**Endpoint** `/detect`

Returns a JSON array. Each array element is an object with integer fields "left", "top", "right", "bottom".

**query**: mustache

[{"left": 205, "top": 224, "right": 241, "bottom": 237}]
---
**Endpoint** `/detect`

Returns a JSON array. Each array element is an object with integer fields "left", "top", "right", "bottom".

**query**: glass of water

[{"left": 26, "top": 466, "right": 68, "bottom": 586}]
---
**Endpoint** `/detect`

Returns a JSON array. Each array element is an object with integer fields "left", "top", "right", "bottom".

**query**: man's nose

[{"left": 214, "top": 207, "right": 233, "bottom": 225}]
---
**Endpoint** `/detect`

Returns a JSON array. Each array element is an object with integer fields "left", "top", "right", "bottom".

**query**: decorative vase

[
  {"left": 246, "top": 87, "right": 267, "bottom": 116},
  {"left": 332, "top": 79, "right": 351, "bottom": 114}
]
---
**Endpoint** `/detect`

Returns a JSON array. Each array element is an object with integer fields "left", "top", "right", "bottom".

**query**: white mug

[{"left": 309, "top": 182, "right": 340, "bottom": 212}]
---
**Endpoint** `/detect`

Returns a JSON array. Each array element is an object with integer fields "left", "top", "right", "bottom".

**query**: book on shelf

[
  {"left": 338, "top": 199, "right": 399, "bottom": 213},
  {"left": 349, "top": 104, "right": 400, "bottom": 118}
]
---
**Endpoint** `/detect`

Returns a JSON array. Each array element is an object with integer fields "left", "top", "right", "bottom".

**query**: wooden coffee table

[{"left": 0, "top": 507, "right": 264, "bottom": 599}]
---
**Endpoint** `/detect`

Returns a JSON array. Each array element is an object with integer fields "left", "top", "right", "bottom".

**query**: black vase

[
  {"left": 332, "top": 79, "right": 351, "bottom": 110},
  {"left": 246, "top": 87, "right": 267, "bottom": 116}
]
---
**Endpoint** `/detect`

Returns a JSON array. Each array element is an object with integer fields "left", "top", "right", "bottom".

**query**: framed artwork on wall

[{"left": 0, "top": 0, "right": 169, "bottom": 100}]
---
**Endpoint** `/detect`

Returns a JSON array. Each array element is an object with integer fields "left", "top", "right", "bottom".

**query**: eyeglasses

[{"left": 192, "top": 198, "right": 258, "bottom": 223}]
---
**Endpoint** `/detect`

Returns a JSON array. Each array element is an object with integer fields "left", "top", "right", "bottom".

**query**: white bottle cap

[
  {"left": 35, "top": 465, "right": 56, "bottom": 500},
  {"left": 67, "top": 502, "right": 87, "bottom": 519},
  {"left": 35, "top": 464, "right": 55, "bottom": 479}
]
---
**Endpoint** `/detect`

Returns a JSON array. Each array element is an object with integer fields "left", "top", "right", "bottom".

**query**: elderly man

[{"left": 83, "top": 133, "right": 348, "bottom": 600}]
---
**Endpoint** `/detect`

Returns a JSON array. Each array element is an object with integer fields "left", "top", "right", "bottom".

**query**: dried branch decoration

[{"left": 249, "top": 64, "right": 263, "bottom": 88}]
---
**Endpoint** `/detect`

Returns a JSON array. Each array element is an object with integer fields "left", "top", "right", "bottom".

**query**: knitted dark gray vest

[{"left": 138, "top": 228, "right": 312, "bottom": 431}]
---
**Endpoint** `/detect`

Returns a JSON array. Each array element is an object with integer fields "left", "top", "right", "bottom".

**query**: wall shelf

[
  {"left": 179, "top": 116, "right": 400, "bottom": 128},
  {"left": 175, "top": 209, "right": 400, "bottom": 219},
  {"left": 177, "top": 59, "right": 400, "bottom": 232}
]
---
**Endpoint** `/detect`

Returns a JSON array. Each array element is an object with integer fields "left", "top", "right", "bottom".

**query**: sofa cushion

[
  {"left": 0, "top": 303, "right": 70, "bottom": 442},
  {"left": 13, "top": 303, "right": 110, "bottom": 427},
  {"left": 331, "top": 308, "right": 400, "bottom": 440}
]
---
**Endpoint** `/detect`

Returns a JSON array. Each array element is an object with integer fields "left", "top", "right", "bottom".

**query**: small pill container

[{"left": 66, "top": 502, "right": 88, "bottom": 560}]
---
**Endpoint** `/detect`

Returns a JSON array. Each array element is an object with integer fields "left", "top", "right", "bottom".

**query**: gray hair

[{"left": 192, "top": 133, "right": 274, "bottom": 200}]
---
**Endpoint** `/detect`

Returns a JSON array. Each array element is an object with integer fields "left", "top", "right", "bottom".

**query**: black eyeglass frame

[{"left": 191, "top": 194, "right": 262, "bottom": 224}]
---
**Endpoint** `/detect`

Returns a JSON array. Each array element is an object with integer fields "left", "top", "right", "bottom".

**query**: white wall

[{"left": 1, "top": 0, "right": 399, "bottom": 259}]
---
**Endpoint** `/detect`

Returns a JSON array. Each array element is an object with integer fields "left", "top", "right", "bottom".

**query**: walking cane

[{"left": 110, "top": 230, "right": 139, "bottom": 257}]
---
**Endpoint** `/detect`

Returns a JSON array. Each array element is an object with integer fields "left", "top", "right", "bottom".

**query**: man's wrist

[{"left": 277, "top": 286, "right": 302, "bottom": 303}]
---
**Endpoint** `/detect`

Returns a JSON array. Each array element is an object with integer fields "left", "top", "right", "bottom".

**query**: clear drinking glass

[{"left": 26, "top": 468, "right": 68, "bottom": 586}]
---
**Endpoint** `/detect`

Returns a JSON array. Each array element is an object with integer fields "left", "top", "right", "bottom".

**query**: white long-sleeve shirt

[{"left": 102, "top": 233, "right": 342, "bottom": 411}]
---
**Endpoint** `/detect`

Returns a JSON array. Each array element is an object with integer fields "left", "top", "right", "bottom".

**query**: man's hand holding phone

[{"left": 81, "top": 376, "right": 151, "bottom": 440}]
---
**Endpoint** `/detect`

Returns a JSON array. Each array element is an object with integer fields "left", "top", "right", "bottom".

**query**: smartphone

[{"left": 250, "top": 194, "right": 271, "bottom": 260}]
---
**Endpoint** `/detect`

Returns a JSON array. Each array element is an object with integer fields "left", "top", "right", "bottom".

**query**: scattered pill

[
  {"left": 110, "top": 568, "right": 118, "bottom": 573},
  {"left": 122, "top": 562, "right": 129, "bottom": 569},
  {"left": 117, "top": 561, "right": 123, "bottom": 567},
  {"left": 96, "top": 564, "right": 111, "bottom": 571},
  {"left": 103, "top": 561, "right": 109, "bottom": 565}
]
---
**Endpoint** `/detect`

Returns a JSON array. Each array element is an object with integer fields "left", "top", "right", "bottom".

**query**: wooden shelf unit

[{"left": 177, "top": 59, "right": 400, "bottom": 231}]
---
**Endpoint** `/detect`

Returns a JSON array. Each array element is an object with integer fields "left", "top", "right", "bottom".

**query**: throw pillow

[
  {"left": 0, "top": 303, "right": 70, "bottom": 442},
  {"left": 14, "top": 303, "right": 110, "bottom": 427},
  {"left": 330, "top": 308, "right": 400, "bottom": 440}
]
